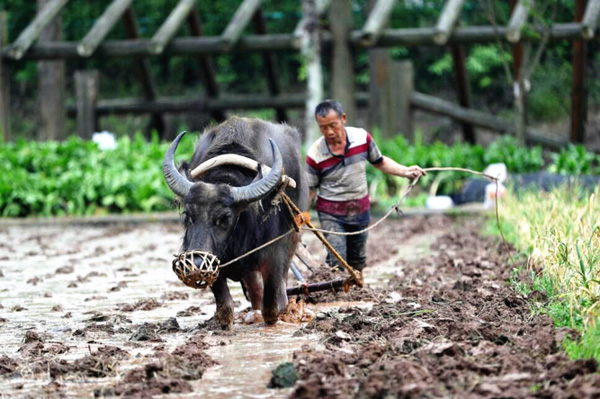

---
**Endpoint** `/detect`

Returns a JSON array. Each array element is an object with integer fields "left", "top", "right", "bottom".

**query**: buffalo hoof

[
  {"left": 242, "top": 310, "right": 263, "bottom": 324},
  {"left": 262, "top": 309, "right": 279, "bottom": 325},
  {"left": 216, "top": 306, "right": 234, "bottom": 330}
]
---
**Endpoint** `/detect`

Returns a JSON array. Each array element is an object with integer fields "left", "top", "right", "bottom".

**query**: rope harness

[{"left": 172, "top": 167, "right": 501, "bottom": 291}]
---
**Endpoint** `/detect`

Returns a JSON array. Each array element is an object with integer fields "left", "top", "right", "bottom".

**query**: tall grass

[{"left": 500, "top": 187, "right": 600, "bottom": 330}]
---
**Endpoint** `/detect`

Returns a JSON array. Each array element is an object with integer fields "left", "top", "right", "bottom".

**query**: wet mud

[
  {"left": 0, "top": 215, "right": 597, "bottom": 398},
  {"left": 288, "top": 217, "right": 600, "bottom": 399},
  {"left": 0, "top": 220, "right": 316, "bottom": 398}
]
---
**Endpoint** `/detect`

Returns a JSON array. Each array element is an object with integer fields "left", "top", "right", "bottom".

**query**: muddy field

[{"left": 0, "top": 214, "right": 598, "bottom": 398}]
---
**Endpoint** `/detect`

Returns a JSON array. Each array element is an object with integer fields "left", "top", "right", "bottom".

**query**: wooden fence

[{"left": 1, "top": 0, "right": 599, "bottom": 147}]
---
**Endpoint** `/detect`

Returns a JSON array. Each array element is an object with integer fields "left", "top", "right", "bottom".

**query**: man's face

[{"left": 316, "top": 109, "right": 346, "bottom": 142}]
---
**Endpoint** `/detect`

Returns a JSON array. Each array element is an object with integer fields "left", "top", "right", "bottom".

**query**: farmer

[{"left": 306, "top": 99, "right": 426, "bottom": 273}]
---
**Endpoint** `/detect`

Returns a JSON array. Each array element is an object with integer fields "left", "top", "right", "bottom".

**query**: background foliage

[
  {"left": 1, "top": 0, "right": 598, "bottom": 138},
  {"left": 0, "top": 133, "right": 195, "bottom": 217},
  {"left": 0, "top": 133, "right": 598, "bottom": 217}
]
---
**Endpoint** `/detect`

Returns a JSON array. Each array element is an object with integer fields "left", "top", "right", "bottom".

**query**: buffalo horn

[
  {"left": 163, "top": 131, "right": 194, "bottom": 198},
  {"left": 230, "top": 139, "right": 283, "bottom": 204},
  {"left": 190, "top": 154, "right": 296, "bottom": 188}
]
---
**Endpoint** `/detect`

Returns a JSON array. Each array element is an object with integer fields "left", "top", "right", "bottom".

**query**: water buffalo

[{"left": 163, "top": 117, "right": 308, "bottom": 329}]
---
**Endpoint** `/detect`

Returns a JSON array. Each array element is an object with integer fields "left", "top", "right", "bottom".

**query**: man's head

[{"left": 314, "top": 100, "right": 346, "bottom": 143}]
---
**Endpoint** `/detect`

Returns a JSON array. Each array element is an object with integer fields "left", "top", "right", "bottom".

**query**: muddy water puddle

[
  {"left": 194, "top": 323, "right": 316, "bottom": 399},
  {"left": 0, "top": 217, "right": 438, "bottom": 398}
]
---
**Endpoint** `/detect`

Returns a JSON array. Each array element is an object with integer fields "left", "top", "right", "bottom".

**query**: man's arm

[{"left": 373, "top": 156, "right": 427, "bottom": 180}]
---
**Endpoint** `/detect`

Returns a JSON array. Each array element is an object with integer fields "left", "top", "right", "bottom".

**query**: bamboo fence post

[
  {"left": 78, "top": 0, "right": 133, "bottom": 57},
  {"left": 369, "top": 54, "right": 412, "bottom": 139},
  {"left": 434, "top": 0, "right": 466, "bottom": 45},
  {"left": 368, "top": 49, "right": 390, "bottom": 137},
  {"left": 6, "top": 0, "right": 68, "bottom": 60},
  {"left": 450, "top": 44, "right": 475, "bottom": 143},
  {"left": 220, "top": 0, "right": 263, "bottom": 51},
  {"left": 396, "top": 60, "right": 414, "bottom": 140},
  {"left": 359, "top": 0, "right": 396, "bottom": 46},
  {"left": 582, "top": 0, "right": 600, "bottom": 39},
  {"left": 506, "top": 0, "right": 531, "bottom": 43},
  {"left": 151, "top": 0, "right": 196, "bottom": 55},
  {"left": 509, "top": 0, "right": 528, "bottom": 131}
]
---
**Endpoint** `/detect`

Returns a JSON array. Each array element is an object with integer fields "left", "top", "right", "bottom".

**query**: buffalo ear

[
  {"left": 252, "top": 164, "right": 264, "bottom": 182},
  {"left": 174, "top": 162, "right": 190, "bottom": 208},
  {"left": 178, "top": 161, "right": 191, "bottom": 180}
]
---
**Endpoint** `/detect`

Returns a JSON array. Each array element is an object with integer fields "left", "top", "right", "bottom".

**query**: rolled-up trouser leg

[
  {"left": 346, "top": 223, "right": 368, "bottom": 271},
  {"left": 318, "top": 212, "right": 347, "bottom": 268}
]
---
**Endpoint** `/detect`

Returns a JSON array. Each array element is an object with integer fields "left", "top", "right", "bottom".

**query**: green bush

[
  {"left": 368, "top": 134, "right": 598, "bottom": 208},
  {"left": 0, "top": 134, "right": 598, "bottom": 217},
  {"left": 0, "top": 133, "right": 194, "bottom": 217}
]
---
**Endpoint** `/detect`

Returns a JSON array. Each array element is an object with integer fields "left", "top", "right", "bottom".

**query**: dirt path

[
  {"left": 289, "top": 217, "right": 600, "bottom": 399},
  {"left": 0, "top": 215, "right": 597, "bottom": 398}
]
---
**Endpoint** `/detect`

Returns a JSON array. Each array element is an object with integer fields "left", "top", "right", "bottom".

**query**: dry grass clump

[{"left": 501, "top": 186, "right": 600, "bottom": 328}]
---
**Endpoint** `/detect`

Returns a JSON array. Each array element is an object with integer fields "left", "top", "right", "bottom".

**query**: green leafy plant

[
  {"left": 2, "top": 132, "right": 599, "bottom": 217},
  {"left": 548, "top": 144, "right": 600, "bottom": 175},
  {"left": 429, "top": 45, "right": 511, "bottom": 89},
  {"left": 0, "top": 133, "right": 194, "bottom": 217}
]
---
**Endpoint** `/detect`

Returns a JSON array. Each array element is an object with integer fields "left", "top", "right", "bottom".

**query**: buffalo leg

[
  {"left": 261, "top": 262, "right": 289, "bottom": 324},
  {"left": 210, "top": 276, "right": 235, "bottom": 330},
  {"left": 242, "top": 271, "right": 263, "bottom": 311},
  {"left": 241, "top": 271, "right": 264, "bottom": 323}
]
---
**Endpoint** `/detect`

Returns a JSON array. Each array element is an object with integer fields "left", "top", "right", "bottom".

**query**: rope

[
  {"left": 303, "top": 167, "right": 499, "bottom": 237},
  {"left": 219, "top": 229, "right": 295, "bottom": 268},
  {"left": 217, "top": 167, "right": 504, "bottom": 286}
]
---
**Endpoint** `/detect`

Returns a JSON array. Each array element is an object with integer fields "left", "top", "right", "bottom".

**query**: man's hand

[
  {"left": 402, "top": 165, "right": 427, "bottom": 180},
  {"left": 374, "top": 157, "right": 427, "bottom": 180}
]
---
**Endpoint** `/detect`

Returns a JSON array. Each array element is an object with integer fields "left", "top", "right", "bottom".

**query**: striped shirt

[{"left": 306, "top": 127, "right": 383, "bottom": 217}]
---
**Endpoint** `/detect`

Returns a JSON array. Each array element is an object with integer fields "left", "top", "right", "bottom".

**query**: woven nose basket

[{"left": 172, "top": 251, "right": 221, "bottom": 289}]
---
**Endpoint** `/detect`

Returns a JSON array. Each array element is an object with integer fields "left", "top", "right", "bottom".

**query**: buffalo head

[{"left": 163, "top": 131, "right": 283, "bottom": 263}]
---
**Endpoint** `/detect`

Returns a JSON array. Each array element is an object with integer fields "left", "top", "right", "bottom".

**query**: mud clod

[
  {"left": 129, "top": 323, "right": 163, "bottom": 342},
  {"left": 158, "top": 317, "right": 180, "bottom": 332},
  {"left": 118, "top": 298, "right": 162, "bottom": 312},
  {"left": 286, "top": 217, "right": 600, "bottom": 399}
]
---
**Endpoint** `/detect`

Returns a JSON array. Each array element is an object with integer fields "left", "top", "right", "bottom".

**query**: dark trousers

[{"left": 318, "top": 211, "right": 369, "bottom": 271}]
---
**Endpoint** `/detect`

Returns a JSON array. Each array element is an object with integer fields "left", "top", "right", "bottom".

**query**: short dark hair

[{"left": 315, "top": 100, "right": 344, "bottom": 118}]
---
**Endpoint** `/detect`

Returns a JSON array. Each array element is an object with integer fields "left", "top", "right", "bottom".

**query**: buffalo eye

[{"left": 214, "top": 212, "right": 232, "bottom": 227}]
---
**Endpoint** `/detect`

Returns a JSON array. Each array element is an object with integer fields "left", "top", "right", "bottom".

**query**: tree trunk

[
  {"left": 302, "top": 0, "right": 323, "bottom": 148},
  {"left": 330, "top": 0, "right": 356, "bottom": 124},
  {"left": 75, "top": 70, "right": 99, "bottom": 139},
  {"left": 514, "top": 79, "right": 527, "bottom": 145}
]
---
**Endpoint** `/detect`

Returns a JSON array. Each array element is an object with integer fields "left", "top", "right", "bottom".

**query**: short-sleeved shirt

[{"left": 306, "top": 127, "right": 383, "bottom": 222}]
